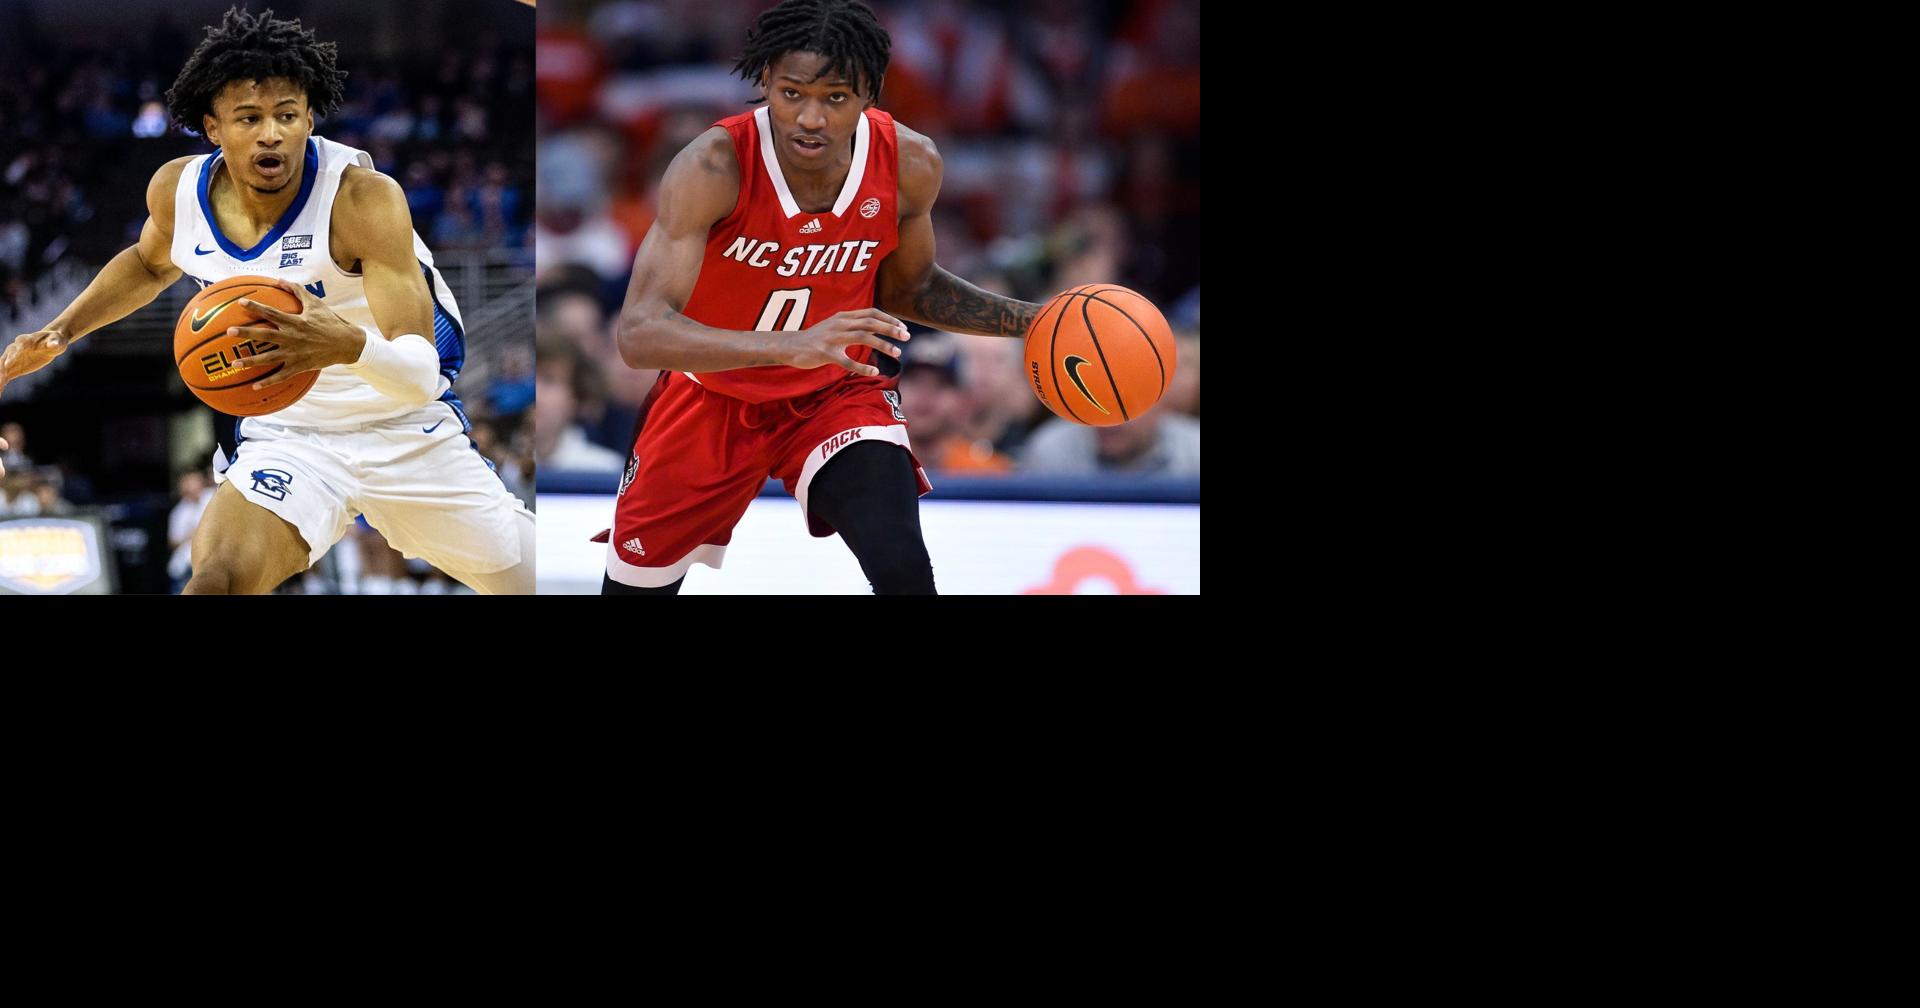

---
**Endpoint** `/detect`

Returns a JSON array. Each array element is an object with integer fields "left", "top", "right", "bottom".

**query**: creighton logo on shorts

[{"left": 250, "top": 468, "right": 294, "bottom": 501}]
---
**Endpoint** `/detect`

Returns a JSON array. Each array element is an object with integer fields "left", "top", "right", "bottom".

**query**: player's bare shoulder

[
  {"left": 689, "top": 125, "right": 740, "bottom": 177},
  {"left": 890, "top": 120, "right": 943, "bottom": 214},
  {"left": 334, "top": 164, "right": 411, "bottom": 223},
  {"left": 146, "top": 155, "right": 198, "bottom": 229},
  {"left": 657, "top": 125, "right": 741, "bottom": 226},
  {"left": 330, "top": 164, "right": 415, "bottom": 262}
]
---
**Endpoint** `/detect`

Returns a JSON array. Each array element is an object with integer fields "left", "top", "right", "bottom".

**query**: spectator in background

[
  {"left": 1, "top": 472, "right": 29, "bottom": 513},
  {"left": 0, "top": 421, "right": 27, "bottom": 473},
  {"left": 1162, "top": 330, "right": 1199, "bottom": 419},
  {"left": 470, "top": 416, "right": 533, "bottom": 509},
  {"left": 1020, "top": 402, "right": 1200, "bottom": 477},
  {"left": 473, "top": 162, "right": 525, "bottom": 247},
  {"left": 899, "top": 331, "right": 1012, "bottom": 473},
  {"left": 535, "top": 327, "right": 626, "bottom": 474},
  {"left": 30, "top": 476, "right": 70, "bottom": 515},
  {"left": 534, "top": 133, "right": 632, "bottom": 285},
  {"left": 537, "top": 264, "right": 643, "bottom": 453},
  {"left": 166, "top": 468, "right": 213, "bottom": 593},
  {"left": 4, "top": 470, "right": 69, "bottom": 515},
  {"left": 431, "top": 180, "right": 488, "bottom": 250},
  {"left": 486, "top": 341, "right": 537, "bottom": 417}
]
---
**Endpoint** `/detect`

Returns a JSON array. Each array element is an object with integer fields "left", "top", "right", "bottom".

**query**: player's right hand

[
  {"left": 791, "top": 309, "right": 910, "bottom": 377},
  {"left": 0, "top": 329, "right": 69, "bottom": 401}
]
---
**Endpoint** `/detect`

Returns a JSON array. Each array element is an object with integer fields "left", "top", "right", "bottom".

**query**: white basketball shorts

[{"left": 215, "top": 401, "right": 529, "bottom": 574}]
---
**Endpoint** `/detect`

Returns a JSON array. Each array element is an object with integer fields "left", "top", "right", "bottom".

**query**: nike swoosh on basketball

[
  {"left": 423, "top": 419, "right": 445, "bottom": 434},
  {"left": 194, "top": 245, "right": 215, "bottom": 255},
  {"left": 189, "top": 294, "right": 250, "bottom": 333},
  {"left": 1063, "top": 355, "right": 1110, "bottom": 415}
]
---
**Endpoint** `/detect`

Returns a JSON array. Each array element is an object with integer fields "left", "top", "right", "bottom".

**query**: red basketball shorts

[{"left": 596, "top": 370, "right": 933, "bottom": 588}]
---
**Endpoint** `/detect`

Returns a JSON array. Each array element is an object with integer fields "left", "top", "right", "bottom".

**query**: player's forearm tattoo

[{"left": 912, "top": 265, "right": 1042, "bottom": 338}]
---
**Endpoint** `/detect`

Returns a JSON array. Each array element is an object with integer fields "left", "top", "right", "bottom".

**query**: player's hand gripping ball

[
  {"left": 173, "top": 275, "right": 318, "bottom": 416},
  {"left": 1023, "top": 283, "right": 1177, "bottom": 427}
]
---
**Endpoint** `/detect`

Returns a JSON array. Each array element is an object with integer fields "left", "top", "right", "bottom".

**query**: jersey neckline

[
  {"left": 196, "top": 137, "right": 321, "bottom": 261},
  {"left": 754, "top": 106, "right": 870, "bottom": 220}
]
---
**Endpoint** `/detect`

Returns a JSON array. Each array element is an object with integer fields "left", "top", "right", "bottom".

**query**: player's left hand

[
  {"left": 0, "top": 329, "right": 69, "bottom": 402},
  {"left": 226, "top": 279, "right": 369, "bottom": 389}
]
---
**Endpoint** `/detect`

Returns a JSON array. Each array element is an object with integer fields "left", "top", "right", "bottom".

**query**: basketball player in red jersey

[{"left": 599, "top": 0, "right": 1045, "bottom": 594}]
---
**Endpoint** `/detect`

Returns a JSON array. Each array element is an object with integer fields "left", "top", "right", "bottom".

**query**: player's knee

[
  {"left": 182, "top": 564, "right": 234, "bottom": 595},
  {"left": 449, "top": 559, "right": 534, "bottom": 595},
  {"left": 188, "top": 543, "right": 295, "bottom": 595},
  {"left": 183, "top": 554, "right": 249, "bottom": 594}
]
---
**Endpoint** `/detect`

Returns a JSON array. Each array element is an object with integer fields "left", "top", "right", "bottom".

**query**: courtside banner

[
  {"left": 538, "top": 494, "right": 1199, "bottom": 595},
  {"left": 0, "top": 516, "right": 111, "bottom": 595}
]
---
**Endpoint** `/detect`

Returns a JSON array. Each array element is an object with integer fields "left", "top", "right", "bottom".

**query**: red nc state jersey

[{"left": 682, "top": 105, "right": 901, "bottom": 404}]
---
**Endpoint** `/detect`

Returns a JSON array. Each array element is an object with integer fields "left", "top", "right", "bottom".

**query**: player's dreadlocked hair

[
  {"left": 165, "top": 7, "right": 348, "bottom": 135},
  {"left": 732, "top": 0, "right": 892, "bottom": 105}
]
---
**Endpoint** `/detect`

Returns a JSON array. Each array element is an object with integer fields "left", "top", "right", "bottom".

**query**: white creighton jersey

[{"left": 170, "top": 135, "right": 468, "bottom": 429}]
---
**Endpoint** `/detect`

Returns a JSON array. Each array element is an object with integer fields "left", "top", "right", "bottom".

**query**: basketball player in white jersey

[{"left": 0, "top": 8, "right": 532, "bottom": 594}]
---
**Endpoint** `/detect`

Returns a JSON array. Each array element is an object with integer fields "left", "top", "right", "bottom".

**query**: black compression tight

[
  {"left": 602, "top": 573, "right": 684, "bottom": 595},
  {"left": 809, "top": 440, "right": 936, "bottom": 595}
]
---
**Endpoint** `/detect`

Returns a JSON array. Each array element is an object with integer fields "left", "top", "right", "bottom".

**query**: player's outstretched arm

[
  {"left": 614, "top": 128, "right": 909, "bottom": 378},
  {"left": 231, "top": 167, "right": 440, "bottom": 406},
  {"left": 876, "top": 125, "right": 1043, "bottom": 340},
  {"left": 0, "top": 158, "right": 190, "bottom": 399}
]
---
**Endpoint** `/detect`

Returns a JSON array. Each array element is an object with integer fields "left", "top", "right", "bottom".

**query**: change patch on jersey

[{"left": 281, "top": 235, "right": 313, "bottom": 250}]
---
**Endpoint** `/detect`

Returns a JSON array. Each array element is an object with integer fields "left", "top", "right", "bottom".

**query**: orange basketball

[
  {"left": 173, "top": 276, "right": 315, "bottom": 416},
  {"left": 1023, "top": 284, "right": 1177, "bottom": 427}
]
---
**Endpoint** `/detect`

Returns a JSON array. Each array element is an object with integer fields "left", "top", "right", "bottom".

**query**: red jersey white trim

[
  {"left": 606, "top": 540, "right": 727, "bottom": 588},
  {"left": 754, "top": 106, "right": 871, "bottom": 219},
  {"left": 683, "top": 106, "right": 901, "bottom": 404}
]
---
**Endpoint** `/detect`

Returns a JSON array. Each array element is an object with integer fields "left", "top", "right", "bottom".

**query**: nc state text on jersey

[{"left": 721, "top": 236, "right": 882, "bottom": 278}]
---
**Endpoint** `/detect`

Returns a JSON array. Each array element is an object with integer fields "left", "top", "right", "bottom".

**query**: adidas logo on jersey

[
  {"left": 799, "top": 218, "right": 822, "bottom": 234},
  {"left": 623, "top": 538, "right": 646, "bottom": 557}
]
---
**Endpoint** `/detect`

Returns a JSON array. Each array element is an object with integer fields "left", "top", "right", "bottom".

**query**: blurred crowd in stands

[
  {"left": 1, "top": 14, "right": 535, "bottom": 302},
  {"left": 0, "top": 420, "right": 80, "bottom": 516},
  {"left": 533, "top": 0, "right": 1200, "bottom": 480}
]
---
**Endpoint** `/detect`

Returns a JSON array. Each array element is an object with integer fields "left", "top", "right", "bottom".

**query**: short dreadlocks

[
  {"left": 165, "top": 7, "right": 347, "bottom": 135},
  {"left": 732, "top": 0, "right": 891, "bottom": 105}
]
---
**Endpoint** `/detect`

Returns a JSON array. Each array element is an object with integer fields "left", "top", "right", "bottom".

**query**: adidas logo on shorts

[
  {"left": 799, "top": 218, "right": 822, "bottom": 234},
  {"left": 623, "top": 538, "right": 646, "bottom": 557}
]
